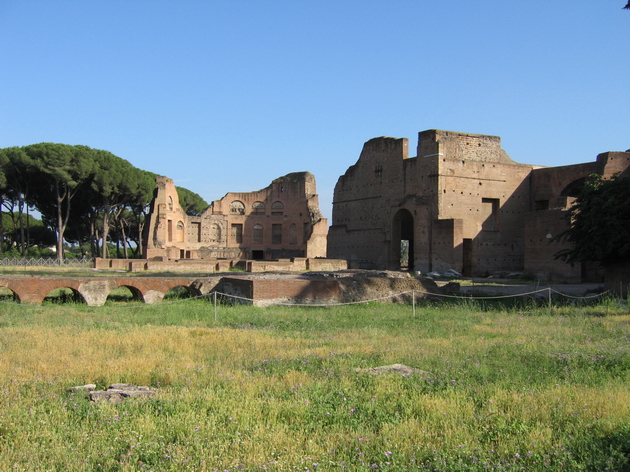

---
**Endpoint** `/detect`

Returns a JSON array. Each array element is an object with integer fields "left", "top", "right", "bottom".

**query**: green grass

[{"left": 0, "top": 298, "right": 628, "bottom": 470}]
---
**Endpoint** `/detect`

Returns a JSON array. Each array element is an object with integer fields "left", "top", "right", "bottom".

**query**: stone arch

[
  {"left": 119, "top": 284, "right": 149, "bottom": 302},
  {"left": 106, "top": 285, "right": 144, "bottom": 303},
  {"left": 392, "top": 209, "right": 414, "bottom": 271},
  {"left": 176, "top": 220, "right": 185, "bottom": 242},
  {"left": 271, "top": 201, "right": 284, "bottom": 216},
  {"left": 230, "top": 201, "right": 245, "bottom": 215},
  {"left": 252, "top": 201, "right": 266, "bottom": 214},
  {"left": 43, "top": 286, "right": 87, "bottom": 304},
  {"left": 0, "top": 285, "right": 19, "bottom": 303},
  {"left": 559, "top": 177, "right": 588, "bottom": 209},
  {"left": 561, "top": 178, "right": 587, "bottom": 197}
]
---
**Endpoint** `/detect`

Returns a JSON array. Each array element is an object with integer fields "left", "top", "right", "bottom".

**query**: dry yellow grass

[{"left": 0, "top": 301, "right": 629, "bottom": 470}]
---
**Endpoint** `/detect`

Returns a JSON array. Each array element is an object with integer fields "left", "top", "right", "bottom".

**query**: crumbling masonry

[
  {"left": 144, "top": 172, "right": 328, "bottom": 263},
  {"left": 327, "top": 129, "right": 630, "bottom": 282}
]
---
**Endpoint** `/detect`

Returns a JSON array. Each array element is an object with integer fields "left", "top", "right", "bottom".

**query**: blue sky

[{"left": 1, "top": 1, "right": 628, "bottom": 217}]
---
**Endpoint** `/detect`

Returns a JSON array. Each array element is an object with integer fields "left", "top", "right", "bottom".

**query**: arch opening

[
  {"left": 107, "top": 285, "right": 144, "bottom": 303},
  {"left": 0, "top": 286, "right": 19, "bottom": 303},
  {"left": 43, "top": 287, "right": 86, "bottom": 305}
]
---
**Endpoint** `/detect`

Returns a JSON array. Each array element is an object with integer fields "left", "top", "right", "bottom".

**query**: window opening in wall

[
  {"left": 252, "top": 250, "right": 264, "bottom": 260},
  {"left": 272, "top": 224, "right": 282, "bottom": 244},
  {"left": 191, "top": 222, "right": 201, "bottom": 242},
  {"left": 481, "top": 198, "right": 500, "bottom": 231},
  {"left": 176, "top": 221, "right": 185, "bottom": 242},
  {"left": 231, "top": 224, "right": 243, "bottom": 244},
  {"left": 374, "top": 165, "right": 383, "bottom": 178},
  {"left": 180, "top": 250, "right": 185, "bottom": 259},
  {"left": 252, "top": 201, "right": 265, "bottom": 214},
  {"left": 167, "top": 220, "right": 173, "bottom": 242},
  {"left": 230, "top": 201, "right": 245, "bottom": 215},
  {"left": 168, "top": 196, "right": 174, "bottom": 211},
  {"left": 271, "top": 201, "right": 284, "bottom": 216},
  {"left": 535, "top": 200, "right": 549, "bottom": 211},
  {"left": 392, "top": 209, "right": 414, "bottom": 271},
  {"left": 253, "top": 224, "right": 263, "bottom": 243}
]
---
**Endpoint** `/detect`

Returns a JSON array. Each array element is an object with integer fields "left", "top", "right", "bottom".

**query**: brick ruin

[
  {"left": 124, "top": 129, "right": 628, "bottom": 283},
  {"left": 142, "top": 171, "right": 330, "bottom": 267},
  {"left": 327, "top": 129, "right": 630, "bottom": 282}
]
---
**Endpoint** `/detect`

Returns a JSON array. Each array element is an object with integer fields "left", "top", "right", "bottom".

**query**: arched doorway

[{"left": 392, "top": 209, "right": 414, "bottom": 271}]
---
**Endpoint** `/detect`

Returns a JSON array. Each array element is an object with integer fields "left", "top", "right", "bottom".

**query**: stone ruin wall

[
  {"left": 128, "top": 129, "right": 630, "bottom": 282},
  {"left": 328, "top": 129, "right": 630, "bottom": 282},
  {"left": 143, "top": 171, "right": 329, "bottom": 264},
  {"left": 435, "top": 153, "right": 533, "bottom": 275},
  {"left": 328, "top": 130, "right": 533, "bottom": 275},
  {"left": 524, "top": 151, "right": 630, "bottom": 282}
]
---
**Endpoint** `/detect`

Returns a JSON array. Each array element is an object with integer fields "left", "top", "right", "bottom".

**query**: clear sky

[{"left": 1, "top": 1, "right": 628, "bottom": 218}]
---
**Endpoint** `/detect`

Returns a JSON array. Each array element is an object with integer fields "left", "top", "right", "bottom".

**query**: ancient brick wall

[
  {"left": 329, "top": 129, "right": 630, "bottom": 281},
  {"left": 144, "top": 172, "right": 328, "bottom": 262},
  {"left": 328, "top": 130, "right": 533, "bottom": 275}
]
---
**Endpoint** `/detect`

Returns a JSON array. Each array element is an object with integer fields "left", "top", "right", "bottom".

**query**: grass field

[{"left": 0, "top": 296, "right": 628, "bottom": 471}]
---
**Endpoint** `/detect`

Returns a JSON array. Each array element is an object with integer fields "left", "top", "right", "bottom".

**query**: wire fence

[
  {"left": 1, "top": 282, "right": 619, "bottom": 319},
  {"left": 200, "top": 287, "right": 612, "bottom": 321},
  {"left": 0, "top": 257, "right": 94, "bottom": 267}
]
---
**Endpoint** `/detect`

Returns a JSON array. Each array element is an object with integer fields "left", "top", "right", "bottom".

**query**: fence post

[
  {"left": 548, "top": 287, "right": 552, "bottom": 316},
  {"left": 213, "top": 291, "right": 217, "bottom": 322},
  {"left": 412, "top": 290, "right": 416, "bottom": 317}
]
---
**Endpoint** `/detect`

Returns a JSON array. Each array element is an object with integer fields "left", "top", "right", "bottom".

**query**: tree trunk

[
  {"left": 55, "top": 183, "right": 64, "bottom": 261},
  {"left": 18, "top": 195, "right": 25, "bottom": 257},
  {"left": 101, "top": 205, "right": 111, "bottom": 259},
  {"left": 121, "top": 222, "right": 129, "bottom": 258},
  {"left": 0, "top": 196, "right": 4, "bottom": 254}
]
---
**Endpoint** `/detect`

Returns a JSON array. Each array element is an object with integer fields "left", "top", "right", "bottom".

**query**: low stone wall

[
  {"left": 307, "top": 258, "right": 348, "bottom": 271},
  {"left": 217, "top": 277, "right": 344, "bottom": 306},
  {"left": 247, "top": 258, "right": 306, "bottom": 272},
  {"left": 215, "top": 274, "right": 440, "bottom": 307},
  {"left": 95, "top": 257, "right": 348, "bottom": 273}
]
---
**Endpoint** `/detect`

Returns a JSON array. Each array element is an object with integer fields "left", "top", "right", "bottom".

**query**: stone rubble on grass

[
  {"left": 69, "top": 383, "right": 156, "bottom": 403},
  {"left": 69, "top": 383, "right": 97, "bottom": 392},
  {"left": 442, "top": 269, "right": 463, "bottom": 279},
  {"left": 355, "top": 364, "right": 431, "bottom": 378}
]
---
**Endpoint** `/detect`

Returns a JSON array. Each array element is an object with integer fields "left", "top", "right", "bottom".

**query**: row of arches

[
  {"left": 0, "top": 285, "right": 201, "bottom": 305},
  {"left": 0, "top": 285, "right": 199, "bottom": 305},
  {"left": 0, "top": 278, "right": 203, "bottom": 306},
  {"left": 230, "top": 200, "right": 284, "bottom": 215}
]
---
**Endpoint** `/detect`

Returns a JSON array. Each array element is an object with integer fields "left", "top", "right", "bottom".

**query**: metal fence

[{"left": 0, "top": 257, "right": 94, "bottom": 267}]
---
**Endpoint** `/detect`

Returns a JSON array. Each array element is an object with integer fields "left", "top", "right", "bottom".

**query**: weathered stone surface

[
  {"left": 328, "top": 129, "right": 630, "bottom": 283},
  {"left": 69, "top": 384, "right": 96, "bottom": 392},
  {"left": 144, "top": 172, "right": 328, "bottom": 262},
  {"left": 87, "top": 384, "right": 156, "bottom": 403},
  {"left": 356, "top": 364, "right": 431, "bottom": 377}
]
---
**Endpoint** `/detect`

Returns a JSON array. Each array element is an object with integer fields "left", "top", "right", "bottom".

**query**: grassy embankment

[{"left": 0, "top": 286, "right": 629, "bottom": 470}]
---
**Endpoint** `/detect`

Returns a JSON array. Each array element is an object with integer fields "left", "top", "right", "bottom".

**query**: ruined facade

[
  {"left": 144, "top": 172, "right": 328, "bottom": 262},
  {"left": 327, "top": 129, "right": 630, "bottom": 282}
]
